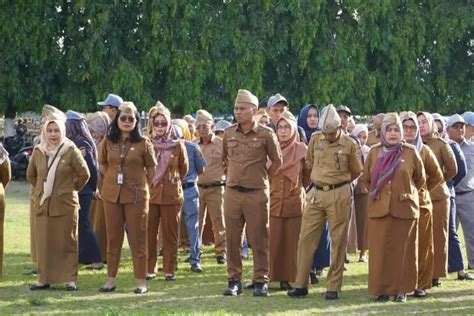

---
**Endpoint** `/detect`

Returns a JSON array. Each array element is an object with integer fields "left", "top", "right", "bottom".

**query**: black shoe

[
  {"left": 190, "top": 263, "right": 203, "bottom": 273},
  {"left": 223, "top": 281, "right": 242, "bottom": 296},
  {"left": 165, "top": 274, "right": 176, "bottom": 281},
  {"left": 394, "top": 294, "right": 407, "bottom": 302},
  {"left": 133, "top": 287, "right": 148, "bottom": 294},
  {"left": 99, "top": 285, "right": 116, "bottom": 293},
  {"left": 432, "top": 278, "right": 441, "bottom": 287},
  {"left": 287, "top": 287, "right": 308, "bottom": 297},
  {"left": 146, "top": 273, "right": 156, "bottom": 280},
  {"left": 243, "top": 281, "right": 255, "bottom": 289},
  {"left": 280, "top": 281, "right": 293, "bottom": 291},
  {"left": 376, "top": 295, "right": 390, "bottom": 302},
  {"left": 66, "top": 284, "right": 78, "bottom": 291},
  {"left": 309, "top": 272, "right": 319, "bottom": 285},
  {"left": 216, "top": 256, "right": 226, "bottom": 264},
  {"left": 158, "top": 249, "right": 163, "bottom": 257},
  {"left": 29, "top": 283, "right": 50, "bottom": 291},
  {"left": 315, "top": 269, "right": 323, "bottom": 276},
  {"left": 458, "top": 273, "right": 474, "bottom": 280},
  {"left": 252, "top": 282, "right": 269, "bottom": 297},
  {"left": 414, "top": 289, "right": 426, "bottom": 297},
  {"left": 325, "top": 291, "right": 338, "bottom": 300}
]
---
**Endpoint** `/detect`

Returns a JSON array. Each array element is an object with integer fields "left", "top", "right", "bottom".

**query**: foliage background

[{"left": 0, "top": 0, "right": 472, "bottom": 117}]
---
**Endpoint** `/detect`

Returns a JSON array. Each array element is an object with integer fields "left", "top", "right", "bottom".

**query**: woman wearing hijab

[
  {"left": 146, "top": 102, "right": 188, "bottom": 281},
  {"left": 0, "top": 144, "right": 11, "bottom": 278},
  {"left": 27, "top": 119, "right": 90, "bottom": 291},
  {"left": 98, "top": 102, "right": 156, "bottom": 294},
  {"left": 361, "top": 113, "right": 425, "bottom": 302},
  {"left": 86, "top": 111, "right": 111, "bottom": 262},
  {"left": 66, "top": 111, "right": 103, "bottom": 269},
  {"left": 401, "top": 111, "right": 444, "bottom": 297},
  {"left": 418, "top": 112, "right": 457, "bottom": 287},
  {"left": 298, "top": 104, "right": 330, "bottom": 283},
  {"left": 268, "top": 111, "right": 308, "bottom": 290},
  {"left": 350, "top": 124, "right": 370, "bottom": 262}
]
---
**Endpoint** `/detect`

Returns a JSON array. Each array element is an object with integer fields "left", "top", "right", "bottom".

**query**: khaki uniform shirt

[
  {"left": 27, "top": 146, "right": 90, "bottom": 216},
  {"left": 99, "top": 137, "right": 157, "bottom": 204},
  {"left": 424, "top": 134, "right": 457, "bottom": 200},
  {"left": 367, "top": 129, "right": 380, "bottom": 147},
  {"left": 419, "top": 145, "right": 445, "bottom": 212},
  {"left": 361, "top": 143, "right": 426, "bottom": 219},
  {"left": 223, "top": 122, "right": 282, "bottom": 189},
  {"left": 195, "top": 134, "right": 225, "bottom": 184},
  {"left": 150, "top": 141, "right": 188, "bottom": 205},
  {"left": 306, "top": 132, "right": 363, "bottom": 186}
]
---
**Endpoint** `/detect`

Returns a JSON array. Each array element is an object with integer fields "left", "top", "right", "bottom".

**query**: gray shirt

[{"left": 455, "top": 138, "right": 474, "bottom": 193}]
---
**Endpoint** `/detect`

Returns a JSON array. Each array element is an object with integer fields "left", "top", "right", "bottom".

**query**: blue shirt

[
  {"left": 455, "top": 138, "right": 474, "bottom": 193},
  {"left": 183, "top": 141, "right": 206, "bottom": 183}
]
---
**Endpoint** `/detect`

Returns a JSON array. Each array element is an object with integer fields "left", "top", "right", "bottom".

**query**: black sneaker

[
  {"left": 376, "top": 295, "right": 390, "bottom": 302},
  {"left": 287, "top": 287, "right": 308, "bottom": 297},
  {"left": 223, "top": 281, "right": 242, "bottom": 296},
  {"left": 309, "top": 272, "right": 318, "bottom": 285},
  {"left": 414, "top": 289, "right": 426, "bottom": 297},
  {"left": 394, "top": 294, "right": 407, "bottom": 302},
  {"left": 252, "top": 282, "right": 269, "bottom": 297},
  {"left": 325, "top": 291, "right": 338, "bottom": 300},
  {"left": 216, "top": 256, "right": 226, "bottom": 264}
]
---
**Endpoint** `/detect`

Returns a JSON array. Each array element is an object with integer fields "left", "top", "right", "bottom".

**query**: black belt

[
  {"left": 198, "top": 182, "right": 226, "bottom": 189},
  {"left": 456, "top": 190, "right": 473, "bottom": 196},
  {"left": 314, "top": 181, "right": 350, "bottom": 192},
  {"left": 229, "top": 185, "right": 258, "bottom": 193},
  {"left": 182, "top": 182, "right": 196, "bottom": 190}
]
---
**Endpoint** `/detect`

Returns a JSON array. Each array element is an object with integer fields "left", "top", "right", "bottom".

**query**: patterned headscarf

[{"left": 400, "top": 111, "right": 423, "bottom": 152}]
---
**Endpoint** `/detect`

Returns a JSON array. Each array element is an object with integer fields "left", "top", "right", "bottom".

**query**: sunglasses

[
  {"left": 119, "top": 116, "right": 135, "bottom": 123},
  {"left": 153, "top": 121, "right": 168, "bottom": 128}
]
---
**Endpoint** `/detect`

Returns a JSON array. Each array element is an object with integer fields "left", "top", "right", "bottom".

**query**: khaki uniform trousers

[
  {"left": 103, "top": 200, "right": 148, "bottom": 279},
  {"left": 224, "top": 187, "right": 269, "bottom": 283},
  {"left": 432, "top": 197, "right": 450, "bottom": 278},
  {"left": 199, "top": 186, "right": 226, "bottom": 257},
  {"left": 148, "top": 204, "right": 181, "bottom": 275},
  {"left": 418, "top": 207, "right": 434, "bottom": 289},
  {"left": 0, "top": 198, "right": 4, "bottom": 277},
  {"left": 295, "top": 185, "right": 351, "bottom": 291}
]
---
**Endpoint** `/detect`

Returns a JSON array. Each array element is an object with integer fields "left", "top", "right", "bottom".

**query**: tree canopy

[{"left": 0, "top": 0, "right": 472, "bottom": 118}]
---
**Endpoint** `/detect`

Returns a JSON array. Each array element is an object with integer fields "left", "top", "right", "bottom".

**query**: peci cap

[
  {"left": 42, "top": 104, "right": 66, "bottom": 123},
  {"left": 97, "top": 93, "right": 123, "bottom": 108},
  {"left": 235, "top": 89, "right": 259, "bottom": 108},
  {"left": 119, "top": 102, "right": 138, "bottom": 115},
  {"left": 319, "top": 104, "right": 341, "bottom": 133},
  {"left": 195, "top": 109, "right": 214, "bottom": 125}
]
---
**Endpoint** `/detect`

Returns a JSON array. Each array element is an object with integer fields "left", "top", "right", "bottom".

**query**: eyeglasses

[
  {"left": 119, "top": 116, "right": 135, "bottom": 123},
  {"left": 276, "top": 125, "right": 292, "bottom": 131},
  {"left": 196, "top": 124, "right": 211, "bottom": 130},
  {"left": 153, "top": 121, "right": 167, "bottom": 128},
  {"left": 403, "top": 125, "right": 417, "bottom": 131}
]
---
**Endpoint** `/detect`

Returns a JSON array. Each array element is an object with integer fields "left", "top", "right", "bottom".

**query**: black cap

[{"left": 336, "top": 105, "right": 351, "bottom": 116}]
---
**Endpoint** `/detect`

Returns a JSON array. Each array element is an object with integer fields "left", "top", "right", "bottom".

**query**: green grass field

[{"left": 1, "top": 181, "right": 473, "bottom": 315}]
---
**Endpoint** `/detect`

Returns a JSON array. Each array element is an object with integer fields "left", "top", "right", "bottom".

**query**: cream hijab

[{"left": 37, "top": 120, "right": 75, "bottom": 205}]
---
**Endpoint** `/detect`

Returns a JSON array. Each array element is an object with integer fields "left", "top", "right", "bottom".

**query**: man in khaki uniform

[
  {"left": 288, "top": 104, "right": 363, "bottom": 300},
  {"left": 194, "top": 110, "right": 227, "bottom": 264},
  {"left": 367, "top": 113, "right": 385, "bottom": 146},
  {"left": 222, "top": 89, "right": 282, "bottom": 297}
]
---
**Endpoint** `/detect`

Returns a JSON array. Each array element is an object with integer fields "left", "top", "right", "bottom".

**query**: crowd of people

[{"left": 0, "top": 90, "right": 473, "bottom": 302}]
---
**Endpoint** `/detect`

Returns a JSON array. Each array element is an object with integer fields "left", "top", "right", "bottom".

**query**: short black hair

[{"left": 107, "top": 110, "right": 143, "bottom": 143}]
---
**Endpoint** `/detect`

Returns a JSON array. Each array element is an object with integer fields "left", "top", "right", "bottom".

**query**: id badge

[{"left": 117, "top": 171, "right": 124, "bottom": 185}]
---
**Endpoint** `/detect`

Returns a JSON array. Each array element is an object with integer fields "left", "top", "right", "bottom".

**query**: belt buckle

[{"left": 322, "top": 184, "right": 330, "bottom": 192}]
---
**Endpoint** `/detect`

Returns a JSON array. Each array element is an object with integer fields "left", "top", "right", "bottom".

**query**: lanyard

[
  {"left": 118, "top": 140, "right": 131, "bottom": 171},
  {"left": 47, "top": 143, "right": 65, "bottom": 173}
]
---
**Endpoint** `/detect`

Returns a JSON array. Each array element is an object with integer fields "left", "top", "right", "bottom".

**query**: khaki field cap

[
  {"left": 42, "top": 104, "right": 66, "bottom": 122},
  {"left": 319, "top": 104, "right": 341, "bottom": 133},
  {"left": 235, "top": 89, "right": 259, "bottom": 108},
  {"left": 195, "top": 109, "right": 214, "bottom": 125},
  {"left": 119, "top": 102, "right": 137, "bottom": 115}
]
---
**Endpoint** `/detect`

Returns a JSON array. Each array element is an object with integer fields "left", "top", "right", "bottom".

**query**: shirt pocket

[
  {"left": 227, "top": 139, "right": 239, "bottom": 156},
  {"left": 336, "top": 152, "right": 349, "bottom": 172},
  {"left": 247, "top": 139, "right": 265, "bottom": 159}
]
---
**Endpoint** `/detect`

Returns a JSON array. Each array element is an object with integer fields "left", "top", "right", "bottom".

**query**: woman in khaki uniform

[
  {"left": 0, "top": 144, "right": 12, "bottom": 278},
  {"left": 27, "top": 119, "right": 90, "bottom": 291},
  {"left": 401, "top": 111, "right": 444, "bottom": 297},
  {"left": 98, "top": 102, "right": 157, "bottom": 294},
  {"left": 350, "top": 124, "right": 371, "bottom": 262},
  {"left": 418, "top": 112, "right": 457, "bottom": 287},
  {"left": 86, "top": 111, "right": 111, "bottom": 263},
  {"left": 268, "top": 111, "right": 308, "bottom": 290},
  {"left": 146, "top": 102, "right": 188, "bottom": 281},
  {"left": 361, "top": 113, "right": 425, "bottom": 302}
]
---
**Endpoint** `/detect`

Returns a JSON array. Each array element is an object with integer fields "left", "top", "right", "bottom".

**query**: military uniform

[
  {"left": 195, "top": 134, "right": 227, "bottom": 259},
  {"left": 222, "top": 121, "right": 282, "bottom": 285},
  {"left": 294, "top": 131, "right": 362, "bottom": 292}
]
